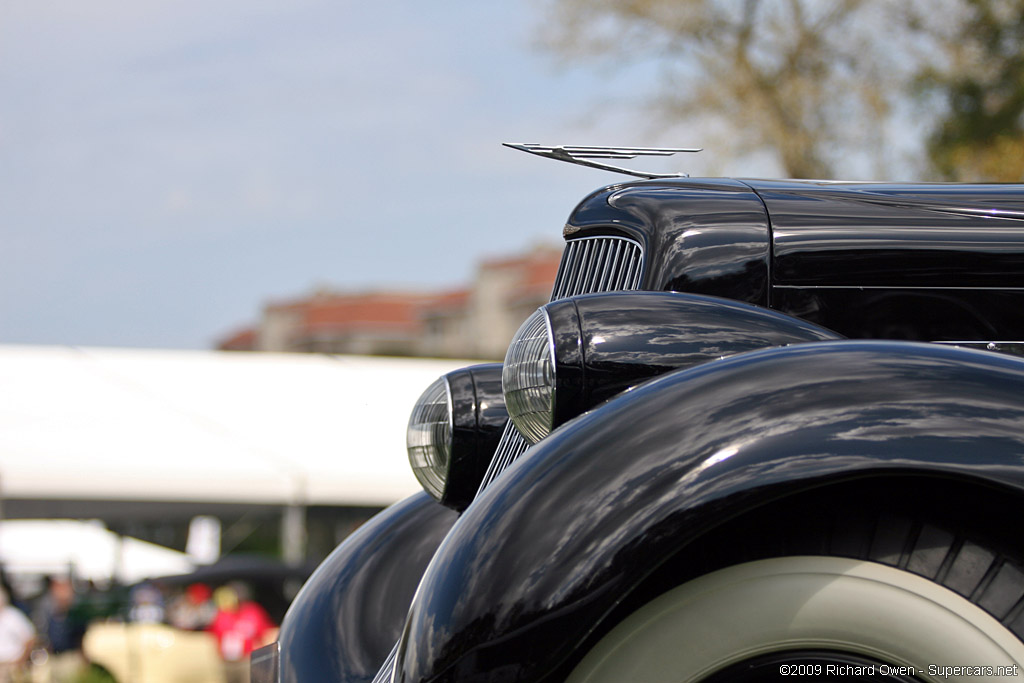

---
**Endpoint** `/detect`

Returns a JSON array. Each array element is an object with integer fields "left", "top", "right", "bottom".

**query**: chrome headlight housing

[
  {"left": 407, "top": 377, "right": 453, "bottom": 501},
  {"left": 502, "top": 292, "right": 843, "bottom": 444},
  {"left": 502, "top": 308, "right": 557, "bottom": 444},
  {"left": 407, "top": 364, "right": 507, "bottom": 511}
]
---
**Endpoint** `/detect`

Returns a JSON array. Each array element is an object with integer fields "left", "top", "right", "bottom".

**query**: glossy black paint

[
  {"left": 771, "top": 286, "right": 1024, "bottom": 341},
  {"left": 565, "top": 178, "right": 1024, "bottom": 341},
  {"left": 544, "top": 291, "right": 841, "bottom": 430},
  {"left": 443, "top": 364, "right": 507, "bottom": 511},
  {"left": 396, "top": 342, "right": 1024, "bottom": 683},
  {"left": 278, "top": 492, "right": 457, "bottom": 683},
  {"left": 749, "top": 180, "right": 1024, "bottom": 340},
  {"left": 565, "top": 178, "right": 772, "bottom": 306},
  {"left": 750, "top": 180, "right": 1024, "bottom": 288}
]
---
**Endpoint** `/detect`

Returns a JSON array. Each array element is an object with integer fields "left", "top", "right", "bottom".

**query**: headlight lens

[
  {"left": 503, "top": 308, "right": 556, "bottom": 443},
  {"left": 407, "top": 377, "right": 453, "bottom": 500}
]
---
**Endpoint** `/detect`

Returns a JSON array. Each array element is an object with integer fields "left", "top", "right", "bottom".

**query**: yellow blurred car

[{"left": 83, "top": 622, "right": 226, "bottom": 683}]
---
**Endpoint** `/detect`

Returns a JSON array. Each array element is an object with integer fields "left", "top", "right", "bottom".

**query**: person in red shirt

[{"left": 207, "top": 585, "right": 275, "bottom": 683}]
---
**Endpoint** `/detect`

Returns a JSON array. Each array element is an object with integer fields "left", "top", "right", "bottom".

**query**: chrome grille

[
  {"left": 476, "top": 420, "right": 531, "bottom": 494},
  {"left": 478, "top": 235, "right": 645, "bottom": 493},
  {"left": 551, "top": 236, "right": 644, "bottom": 299}
]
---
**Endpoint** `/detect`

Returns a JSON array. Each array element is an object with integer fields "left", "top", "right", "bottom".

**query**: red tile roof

[
  {"left": 421, "top": 289, "right": 471, "bottom": 315},
  {"left": 518, "top": 252, "right": 560, "bottom": 293},
  {"left": 299, "top": 293, "right": 434, "bottom": 334},
  {"left": 486, "top": 245, "right": 561, "bottom": 303},
  {"left": 217, "top": 243, "right": 564, "bottom": 352},
  {"left": 216, "top": 327, "right": 258, "bottom": 351}
]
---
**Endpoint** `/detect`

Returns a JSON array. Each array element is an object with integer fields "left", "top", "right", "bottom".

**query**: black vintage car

[{"left": 259, "top": 147, "right": 1024, "bottom": 683}]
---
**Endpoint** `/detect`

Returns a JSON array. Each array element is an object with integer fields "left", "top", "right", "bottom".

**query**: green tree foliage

[
  {"left": 916, "top": 0, "right": 1024, "bottom": 181},
  {"left": 538, "top": 0, "right": 903, "bottom": 178}
]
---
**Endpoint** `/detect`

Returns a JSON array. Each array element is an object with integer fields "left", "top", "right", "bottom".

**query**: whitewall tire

[{"left": 567, "top": 556, "right": 1024, "bottom": 683}]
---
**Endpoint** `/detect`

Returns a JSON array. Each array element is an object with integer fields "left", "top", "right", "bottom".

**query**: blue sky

[{"left": 0, "top": 0, "right": 779, "bottom": 349}]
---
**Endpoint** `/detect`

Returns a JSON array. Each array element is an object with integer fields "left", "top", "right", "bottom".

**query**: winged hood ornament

[{"left": 503, "top": 143, "right": 702, "bottom": 179}]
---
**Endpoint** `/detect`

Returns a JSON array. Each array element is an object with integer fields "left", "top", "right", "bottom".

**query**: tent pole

[{"left": 281, "top": 505, "right": 306, "bottom": 566}]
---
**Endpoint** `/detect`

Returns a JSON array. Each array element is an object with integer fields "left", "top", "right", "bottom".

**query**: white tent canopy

[
  {"left": 0, "top": 346, "right": 479, "bottom": 507},
  {"left": 0, "top": 519, "right": 194, "bottom": 583}
]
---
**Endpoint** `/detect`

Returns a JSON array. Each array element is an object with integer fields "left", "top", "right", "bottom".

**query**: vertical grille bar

[
  {"left": 605, "top": 241, "right": 624, "bottom": 291},
  {"left": 630, "top": 248, "right": 643, "bottom": 288},
  {"left": 622, "top": 255, "right": 637, "bottom": 291},
  {"left": 584, "top": 239, "right": 606, "bottom": 293},
  {"left": 563, "top": 242, "right": 582, "bottom": 298},
  {"left": 571, "top": 240, "right": 592, "bottom": 296},
  {"left": 597, "top": 241, "right": 621, "bottom": 292},
  {"left": 557, "top": 242, "right": 581, "bottom": 301}
]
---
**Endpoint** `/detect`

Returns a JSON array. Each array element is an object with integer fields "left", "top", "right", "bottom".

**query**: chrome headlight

[
  {"left": 503, "top": 292, "right": 843, "bottom": 445},
  {"left": 407, "top": 377, "right": 452, "bottom": 501},
  {"left": 503, "top": 308, "right": 557, "bottom": 444},
  {"left": 407, "top": 364, "right": 508, "bottom": 510}
]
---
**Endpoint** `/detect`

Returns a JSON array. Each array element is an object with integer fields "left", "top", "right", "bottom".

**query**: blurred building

[
  {"left": 219, "top": 244, "right": 562, "bottom": 360},
  {"left": 259, "top": 291, "right": 436, "bottom": 356}
]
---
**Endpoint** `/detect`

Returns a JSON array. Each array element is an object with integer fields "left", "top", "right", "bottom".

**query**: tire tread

[
  {"left": 907, "top": 523, "right": 955, "bottom": 579},
  {"left": 679, "top": 488, "right": 1024, "bottom": 645}
]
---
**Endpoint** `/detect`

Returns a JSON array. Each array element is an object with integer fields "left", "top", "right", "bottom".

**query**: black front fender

[
  {"left": 395, "top": 341, "right": 1024, "bottom": 683},
  {"left": 279, "top": 492, "right": 457, "bottom": 683}
]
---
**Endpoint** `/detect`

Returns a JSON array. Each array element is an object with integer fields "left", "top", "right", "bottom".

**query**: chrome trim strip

[
  {"left": 250, "top": 641, "right": 280, "bottom": 683},
  {"left": 934, "top": 340, "right": 1024, "bottom": 344},
  {"left": 371, "top": 643, "right": 399, "bottom": 683},
  {"left": 773, "top": 285, "right": 1024, "bottom": 291},
  {"left": 476, "top": 421, "right": 530, "bottom": 494}
]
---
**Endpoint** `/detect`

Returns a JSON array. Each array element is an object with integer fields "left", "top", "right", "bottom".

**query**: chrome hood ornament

[{"left": 503, "top": 143, "right": 701, "bottom": 179}]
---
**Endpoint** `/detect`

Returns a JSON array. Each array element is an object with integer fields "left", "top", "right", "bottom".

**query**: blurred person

[
  {"left": 0, "top": 571, "right": 29, "bottom": 618},
  {"left": 0, "top": 587, "right": 34, "bottom": 683},
  {"left": 168, "top": 583, "right": 215, "bottom": 631},
  {"left": 127, "top": 582, "right": 165, "bottom": 624},
  {"left": 32, "top": 577, "right": 85, "bottom": 683},
  {"left": 207, "top": 585, "right": 274, "bottom": 683},
  {"left": 75, "top": 580, "right": 120, "bottom": 625}
]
